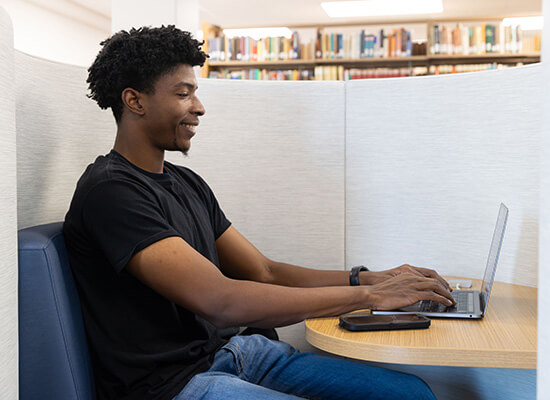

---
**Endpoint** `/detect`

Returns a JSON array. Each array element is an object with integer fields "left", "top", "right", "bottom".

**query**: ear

[{"left": 121, "top": 88, "right": 145, "bottom": 117}]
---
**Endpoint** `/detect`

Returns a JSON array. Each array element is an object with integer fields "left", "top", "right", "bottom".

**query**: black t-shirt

[{"left": 63, "top": 150, "right": 237, "bottom": 400}]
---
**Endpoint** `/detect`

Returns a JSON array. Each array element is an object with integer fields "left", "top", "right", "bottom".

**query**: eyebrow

[{"left": 173, "top": 82, "right": 197, "bottom": 90}]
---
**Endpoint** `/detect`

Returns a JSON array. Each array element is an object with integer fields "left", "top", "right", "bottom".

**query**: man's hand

[
  {"left": 366, "top": 273, "right": 456, "bottom": 310},
  {"left": 361, "top": 264, "right": 454, "bottom": 292}
]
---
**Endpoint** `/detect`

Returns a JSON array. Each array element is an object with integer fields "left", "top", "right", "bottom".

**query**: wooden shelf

[
  {"left": 203, "top": 17, "right": 541, "bottom": 78},
  {"left": 207, "top": 53, "right": 540, "bottom": 70}
]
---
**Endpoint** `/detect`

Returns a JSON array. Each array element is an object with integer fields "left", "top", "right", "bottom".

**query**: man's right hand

[{"left": 366, "top": 273, "right": 456, "bottom": 311}]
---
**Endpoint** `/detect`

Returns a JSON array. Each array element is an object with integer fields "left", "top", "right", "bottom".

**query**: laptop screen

[{"left": 480, "top": 203, "right": 509, "bottom": 314}]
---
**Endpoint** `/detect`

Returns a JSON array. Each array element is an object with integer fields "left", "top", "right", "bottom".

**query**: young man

[{"left": 64, "top": 26, "right": 455, "bottom": 400}]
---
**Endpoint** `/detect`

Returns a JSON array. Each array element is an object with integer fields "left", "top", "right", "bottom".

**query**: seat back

[{"left": 18, "top": 222, "right": 95, "bottom": 400}]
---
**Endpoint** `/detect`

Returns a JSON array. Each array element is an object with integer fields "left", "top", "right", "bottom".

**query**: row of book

[
  {"left": 206, "top": 24, "right": 540, "bottom": 63},
  {"left": 208, "top": 69, "right": 313, "bottom": 81},
  {"left": 207, "top": 63, "right": 523, "bottom": 81},
  {"left": 207, "top": 34, "right": 301, "bottom": 62},
  {"left": 429, "top": 63, "right": 521, "bottom": 75},
  {"left": 312, "top": 28, "right": 424, "bottom": 59},
  {"left": 207, "top": 27, "right": 425, "bottom": 62},
  {"left": 429, "top": 24, "right": 541, "bottom": 55}
]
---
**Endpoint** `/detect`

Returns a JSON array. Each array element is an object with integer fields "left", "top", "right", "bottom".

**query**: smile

[{"left": 181, "top": 123, "right": 197, "bottom": 132}]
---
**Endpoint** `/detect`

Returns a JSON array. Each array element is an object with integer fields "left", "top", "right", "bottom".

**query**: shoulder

[
  {"left": 164, "top": 161, "right": 213, "bottom": 193},
  {"left": 165, "top": 161, "right": 203, "bottom": 181},
  {"left": 68, "top": 153, "right": 160, "bottom": 218},
  {"left": 77, "top": 152, "right": 155, "bottom": 196}
]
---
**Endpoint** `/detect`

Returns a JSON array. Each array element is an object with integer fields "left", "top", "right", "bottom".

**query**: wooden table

[{"left": 305, "top": 279, "right": 537, "bottom": 369}]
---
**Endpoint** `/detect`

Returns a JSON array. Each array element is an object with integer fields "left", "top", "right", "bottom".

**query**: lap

[
  {"left": 174, "top": 334, "right": 436, "bottom": 400},
  {"left": 173, "top": 372, "right": 304, "bottom": 400}
]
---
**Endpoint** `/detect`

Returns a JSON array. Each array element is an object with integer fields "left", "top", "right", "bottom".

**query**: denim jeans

[{"left": 173, "top": 334, "right": 437, "bottom": 400}]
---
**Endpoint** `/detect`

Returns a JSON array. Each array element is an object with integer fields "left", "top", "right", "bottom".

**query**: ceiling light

[
  {"left": 502, "top": 16, "right": 543, "bottom": 30},
  {"left": 321, "top": 0, "right": 443, "bottom": 18},
  {"left": 222, "top": 27, "right": 293, "bottom": 40}
]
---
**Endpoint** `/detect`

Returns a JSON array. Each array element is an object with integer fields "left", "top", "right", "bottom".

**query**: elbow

[
  {"left": 200, "top": 288, "right": 242, "bottom": 329},
  {"left": 208, "top": 316, "right": 234, "bottom": 330}
]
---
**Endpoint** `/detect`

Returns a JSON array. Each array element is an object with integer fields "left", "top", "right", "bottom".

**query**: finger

[
  {"left": 417, "top": 278, "right": 456, "bottom": 304},
  {"left": 412, "top": 266, "right": 453, "bottom": 291},
  {"left": 421, "top": 292, "right": 455, "bottom": 306}
]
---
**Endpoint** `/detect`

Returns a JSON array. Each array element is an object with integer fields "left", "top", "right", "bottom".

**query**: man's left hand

[{"left": 361, "top": 264, "right": 453, "bottom": 292}]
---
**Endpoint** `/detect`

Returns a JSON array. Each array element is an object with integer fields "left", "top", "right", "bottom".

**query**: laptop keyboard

[{"left": 419, "top": 291, "right": 475, "bottom": 314}]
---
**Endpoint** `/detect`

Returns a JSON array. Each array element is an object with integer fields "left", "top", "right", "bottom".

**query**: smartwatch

[{"left": 349, "top": 265, "right": 369, "bottom": 286}]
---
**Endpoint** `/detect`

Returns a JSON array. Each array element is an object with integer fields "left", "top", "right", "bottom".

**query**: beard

[{"left": 172, "top": 136, "right": 190, "bottom": 157}]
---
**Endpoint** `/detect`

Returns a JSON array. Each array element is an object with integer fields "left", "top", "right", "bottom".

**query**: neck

[{"left": 113, "top": 124, "right": 165, "bottom": 174}]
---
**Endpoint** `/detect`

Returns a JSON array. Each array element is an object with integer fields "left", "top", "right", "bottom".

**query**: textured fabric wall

[
  {"left": 14, "top": 57, "right": 346, "bottom": 269},
  {"left": 11, "top": 44, "right": 540, "bottom": 400},
  {"left": 0, "top": 6, "right": 18, "bottom": 399},
  {"left": 15, "top": 51, "right": 116, "bottom": 229},
  {"left": 346, "top": 65, "right": 541, "bottom": 287},
  {"left": 166, "top": 79, "right": 346, "bottom": 270},
  {"left": 539, "top": 1, "right": 549, "bottom": 398}
]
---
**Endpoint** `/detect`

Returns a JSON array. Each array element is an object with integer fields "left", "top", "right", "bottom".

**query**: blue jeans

[{"left": 173, "top": 334, "right": 437, "bottom": 400}]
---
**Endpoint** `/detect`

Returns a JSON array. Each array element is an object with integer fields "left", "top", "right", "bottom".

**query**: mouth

[{"left": 180, "top": 121, "right": 198, "bottom": 135}]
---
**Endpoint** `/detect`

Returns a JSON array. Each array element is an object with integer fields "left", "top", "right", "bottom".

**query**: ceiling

[{"left": 25, "top": 0, "right": 543, "bottom": 31}]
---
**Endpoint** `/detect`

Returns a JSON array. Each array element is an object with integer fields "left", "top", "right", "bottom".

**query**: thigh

[
  {"left": 172, "top": 372, "right": 305, "bottom": 400},
  {"left": 221, "top": 335, "right": 436, "bottom": 400},
  {"left": 260, "top": 351, "right": 437, "bottom": 400}
]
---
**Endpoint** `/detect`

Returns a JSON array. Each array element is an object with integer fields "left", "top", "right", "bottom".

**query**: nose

[{"left": 192, "top": 95, "right": 205, "bottom": 117}]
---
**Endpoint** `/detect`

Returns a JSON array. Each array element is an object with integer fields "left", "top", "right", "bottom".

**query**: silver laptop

[{"left": 373, "top": 203, "right": 509, "bottom": 319}]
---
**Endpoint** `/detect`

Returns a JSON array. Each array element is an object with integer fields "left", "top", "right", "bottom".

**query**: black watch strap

[{"left": 349, "top": 265, "right": 368, "bottom": 286}]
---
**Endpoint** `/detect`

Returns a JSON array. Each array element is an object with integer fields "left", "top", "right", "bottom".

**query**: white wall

[
  {"left": 0, "top": 0, "right": 109, "bottom": 66},
  {"left": 538, "top": 1, "right": 549, "bottom": 398},
  {"left": 112, "top": 0, "right": 200, "bottom": 37}
]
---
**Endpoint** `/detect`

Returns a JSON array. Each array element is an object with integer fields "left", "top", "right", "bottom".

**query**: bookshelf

[{"left": 202, "top": 17, "right": 541, "bottom": 81}]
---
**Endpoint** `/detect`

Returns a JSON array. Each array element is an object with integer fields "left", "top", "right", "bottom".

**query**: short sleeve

[{"left": 82, "top": 180, "right": 180, "bottom": 273}]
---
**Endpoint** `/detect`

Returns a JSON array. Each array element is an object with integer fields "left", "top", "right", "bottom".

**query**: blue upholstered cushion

[{"left": 18, "top": 222, "right": 95, "bottom": 400}]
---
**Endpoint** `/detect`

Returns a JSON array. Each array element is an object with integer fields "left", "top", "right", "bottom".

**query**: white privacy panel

[
  {"left": 0, "top": 6, "right": 18, "bottom": 400},
  {"left": 166, "top": 79, "right": 346, "bottom": 269},
  {"left": 14, "top": 50, "right": 345, "bottom": 268},
  {"left": 538, "top": 1, "right": 550, "bottom": 399},
  {"left": 346, "top": 66, "right": 541, "bottom": 287},
  {"left": 15, "top": 51, "right": 115, "bottom": 229}
]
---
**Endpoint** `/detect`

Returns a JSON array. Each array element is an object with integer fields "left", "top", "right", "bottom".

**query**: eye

[{"left": 177, "top": 93, "right": 189, "bottom": 98}]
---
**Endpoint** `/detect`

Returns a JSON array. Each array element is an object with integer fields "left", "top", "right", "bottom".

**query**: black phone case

[{"left": 339, "top": 315, "right": 431, "bottom": 332}]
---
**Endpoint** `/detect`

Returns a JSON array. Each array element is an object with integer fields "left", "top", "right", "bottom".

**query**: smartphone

[{"left": 339, "top": 314, "right": 431, "bottom": 332}]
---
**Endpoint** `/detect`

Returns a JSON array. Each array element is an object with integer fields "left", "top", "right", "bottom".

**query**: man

[{"left": 64, "top": 26, "right": 455, "bottom": 400}]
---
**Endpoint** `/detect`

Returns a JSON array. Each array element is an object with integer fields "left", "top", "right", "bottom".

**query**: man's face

[{"left": 141, "top": 64, "right": 205, "bottom": 156}]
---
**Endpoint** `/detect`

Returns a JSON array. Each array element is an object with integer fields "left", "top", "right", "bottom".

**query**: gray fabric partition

[
  {"left": 345, "top": 66, "right": 539, "bottom": 400},
  {"left": 15, "top": 52, "right": 116, "bottom": 229},
  {"left": 10, "top": 39, "right": 539, "bottom": 399},
  {"left": 14, "top": 57, "right": 346, "bottom": 270},
  {"left": 0, "top": 6, "right": 18, "bottom": 399},
  {"left": 540, "top": 2, "right": 550, "bottom": 399},
  {"left": 346, "top": 65, "right": 541, "bottom": 288},
  {"left": 166, "top": 79, "right": 346, "bottom": 270}
]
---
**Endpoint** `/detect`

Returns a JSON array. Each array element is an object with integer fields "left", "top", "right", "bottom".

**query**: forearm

[
  {"left": 265, "top": 260, "right": 373, "bottom": 288},
  {"left": 210, "top": 278, "right": 371, "bottom": 329}
]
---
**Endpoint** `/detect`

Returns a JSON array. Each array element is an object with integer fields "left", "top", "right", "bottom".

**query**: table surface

[{"left": 305, "top": 278, "right": 537, "bottom": 369}]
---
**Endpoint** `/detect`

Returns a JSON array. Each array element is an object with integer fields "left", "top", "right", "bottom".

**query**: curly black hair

[{"left": 87, "top": 25, "right": 208, "bottom": 123}]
